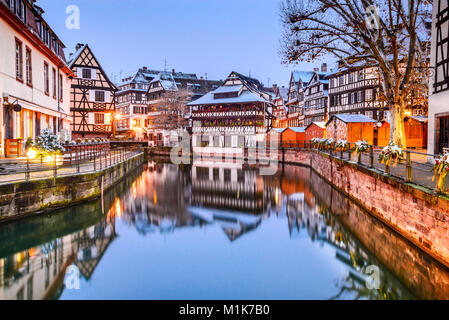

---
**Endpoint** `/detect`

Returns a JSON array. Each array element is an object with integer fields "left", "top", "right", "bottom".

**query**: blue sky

[{"left": 39, "top": 0, "right": 331, "bottom": 87}]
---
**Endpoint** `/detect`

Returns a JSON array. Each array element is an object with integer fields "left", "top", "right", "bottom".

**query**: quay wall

[
  {"left": 0, "top": 153, "right": 144, "bottom": 223},
  {"left": 279, "top": 149, "right": 449, "bottom": 268},
  {"left": 190, "top": 147, "right": 449, "bottom": 267}
]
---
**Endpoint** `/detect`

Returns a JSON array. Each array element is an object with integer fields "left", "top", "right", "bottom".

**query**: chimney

[
  {"left": 75, "top": 43, "right": 84, "bottom": 51},
  {"left": 321, "top": 63, "right": 328, "bottom": 73},
  {"left": 172, "top": 68, "right": 175, "bottom": 75},
  {"left": 272, "top": 84, "right": 278, "bottom": 91},
  {"left": 142, "top": 66, "right": 147, "bottom": 70},
  {"left": 313, "top": 67, "right": 319, "bottom": 72},
  {"left": 200, "top": 76, "right": 204, "bottom": 80}
]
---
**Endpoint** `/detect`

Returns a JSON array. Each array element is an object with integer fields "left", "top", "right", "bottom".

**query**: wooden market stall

[
  {"left": 305, "top": 122, "right": 326, "bottom": 141},
  {"left": 375, "top": 116, "right": 428, "bottom": 148},
  {"left": 267, "top": 128, "right": 286, "bottom": 145},
  {"left": 325, "top": 114, "right": 376, "bottom": 145},
  {"left": 281, "top": 127, "right": 306, "bottom": 147}
]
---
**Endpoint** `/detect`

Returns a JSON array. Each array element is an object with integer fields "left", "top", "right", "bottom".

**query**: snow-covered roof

[
  {"left": 67, "top": 44, "right": 87, "bottom": 68},
  {"left": 408, "top": 115, "right": 428, "bottom": 123},
  {"left": 187, "top": 89, "right": 269, "bottom": 106},
  {"left": 307, "top": 122, "right": 326, "bottom": 129},
  {"left": 292, "top": 71, "right": 314, "bottom": 86},
  {"left": 278, "top": 87, "right": 289, "bottom": 100},
  {"left": 212, "top": 85, "right": 243, "bottom": 94},
  {"left": 328, "top": 114, "right": 376, "bottom": 124},
  {"left": 150, "top": 72, "right": 178, "bottom": 91},
  {"left": 271, "top": 128, "right": 287, "bottom": 134},
  {"left": 288, "top": 127, "right": 306, "bottom": 133}
]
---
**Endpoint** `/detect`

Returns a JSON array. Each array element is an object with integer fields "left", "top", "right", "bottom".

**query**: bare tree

[
  {"left": 280, "top": 0, "right": 432, "bottom": 147},
  {"left": 151, "top": 88, "right": 193, "bottom": 131}
]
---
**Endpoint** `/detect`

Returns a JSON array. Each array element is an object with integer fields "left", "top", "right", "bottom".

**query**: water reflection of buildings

[
  {"left": 265, "top": 165, "right": 415, "bottom": 299},
  {"left": 0, "top": 218, "right": 115, "bottom": 300},
  {"left": 119, "top": 162, "right": 201, "bottom": 235},
  {"left": 191, "top": 160, "right": 270, "bottom": 241}
]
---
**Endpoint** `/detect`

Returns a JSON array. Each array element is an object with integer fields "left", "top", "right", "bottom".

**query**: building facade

[
  {"left": 0, "top": 0, "right": 73, "bottom": 156},
  {"left": 286, "top": 71, "right": 314, "bottom": 127},
  {"left": 188, "top": 71, "right": 274, "bottom": 155},
  {"left": 303, "top": 72, "right": 329, "bottom": 126},
  {"left": 68, "top": 44, "right": 117, "bottom": 139},
  {"left": 115, "top": 67, "right": 221, "bottom": 140},
  {"left": 429, "top": 0, "right": 449, "bottom": 154},
  {"left": 327, "top": 65, "right": 385, "bottom": 121},
  {"left": 272, "top": 85, "right": 288, "bottom": 128}
]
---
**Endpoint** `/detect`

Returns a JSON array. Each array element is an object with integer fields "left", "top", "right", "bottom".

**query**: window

[
  {"left": 15, "top": 39, "right": 23, "bottom": 81},
  {"left": 135, "top": 93, "right": 142, "bottom": 101},
  {"left": 94, "top": 113, "right": 105, "bottom": 124},
  {"left": 357, "top": 91, "right": 362, "bottom": 103},
  {"left": 82, "top": 68, "right": 92, "bottom": 79},
  {"left": 44, "top": 62, "right": 49, "bottom": 94},
  {"left": 25, "top": 47, "right": 32, "bottom": 85},
  {"left": 348, "top": 73, "right": 354, "bottom": 83},
  {"left": 52, "top": 68, "right": 56, "bottom": 98},
  {"left": 95, "top": 91, "right": 105, "bottom": 102},
  {"left": 59, "top": 74, "right": 63, "bottom": 101},
  {"left": 338, "top": 76, "right": 344, "bottom": 86}
]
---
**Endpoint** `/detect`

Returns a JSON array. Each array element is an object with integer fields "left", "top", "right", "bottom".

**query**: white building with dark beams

[
  {"left": 429, "top": 0, "right": 449, "bottom": 154},
  {"left": 327, "top": 64, "right": 384, "bottom": 121},
  {"left": 68, "top": 43, "right": 117, "bottom": 139},
  {"left": 188, "top": 71, "right": 274, "bottom": 155},
  {"left": 0, "top": 0, "right": 73, "bottom": 157},
  {"left": 304, "top": 71, "right": 329, "bottom": 126},
  {"left": 286, "top": 70, "right": 315, "bottom": 127}
]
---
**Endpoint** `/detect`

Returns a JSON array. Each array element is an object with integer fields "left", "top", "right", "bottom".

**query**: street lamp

[{"left": 111, "top": 112, "right": 122, "bottom": 137}]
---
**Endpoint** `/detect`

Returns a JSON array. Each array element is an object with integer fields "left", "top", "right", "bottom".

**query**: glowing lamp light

[
  {"left": 27, "top": 148, "right": 37, "bottom": 159},
  {"left": 115, "top": 113, "right": 122, "bottom": 121}
]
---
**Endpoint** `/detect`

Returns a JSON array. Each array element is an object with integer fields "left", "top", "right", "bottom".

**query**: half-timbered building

[
  {"left": 303, "top": 72, "right": 329, "bottom": 126},
  {"left": 327, "top": 64, "right": 384, "bottom": 122},
  {"left": 68, "top": 44, "right": 117, "bottom": 139},
  {"left": 286, "top": 71, "right": 314, "bottom": 127},
  {"left": 188, "top": 71, "right": 274, "bottom": 155},
  {"left": 272, "top": 85, "right": 288, "bottom": 128},
  {"left": 0, "top": 0, "right": 73, "bottom": 157},
  {"left": 429, "top": 0, "right": 449, "bottom": 154},
  {"left": 115, "top": 67, "right": 221, "bottom": 140},
  {"left": 146, "top": 71, "right": 181, "bottom": 146}
]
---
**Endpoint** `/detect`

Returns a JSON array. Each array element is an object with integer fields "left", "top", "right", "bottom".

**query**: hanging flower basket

[
  {"left": 432, "top": 153, "right": 449, "bottom": 194},
  {"left": 335, "top": 140, "right": 349, "bottom": 152},
  {"left": 378, "top": 142, "right": 405, "bottom": 167},
  {"left": 353, "top": 140, "right": 369, "bottom": 155},
  {"left": 311, "top": 137, "right": 321, "bottom": 149}
]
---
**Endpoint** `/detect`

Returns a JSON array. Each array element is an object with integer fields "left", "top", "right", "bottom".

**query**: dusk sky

[{"left": 40, "top": 0, "right": 333, "bottom": 87}]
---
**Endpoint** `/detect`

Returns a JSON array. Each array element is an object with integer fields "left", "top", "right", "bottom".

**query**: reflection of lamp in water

[
  {"left": 153, "top": 190, "right": 157, "bottom": 205},
  {"left": 115, "top": 198, "right": 122, "bottom": 218}
]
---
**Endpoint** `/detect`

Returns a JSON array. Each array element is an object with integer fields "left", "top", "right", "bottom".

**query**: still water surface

[{"left": 1, "top": 160, "right": 449, "bottom": 300}]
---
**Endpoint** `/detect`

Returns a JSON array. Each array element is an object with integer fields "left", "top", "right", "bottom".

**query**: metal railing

[
  {"left": 0, "top": 146, "right": 143, "bottom": 184},
  {"left": 279, "top": 140, "right": 442, "bottom": 192}
]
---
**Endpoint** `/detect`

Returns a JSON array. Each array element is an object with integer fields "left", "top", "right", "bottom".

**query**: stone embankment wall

[
  {"left": 279, "top": 149, "right": 449, "bottom": 268},
  {"left": 0, "top": 153, "right": 144, "bottom": 223}
]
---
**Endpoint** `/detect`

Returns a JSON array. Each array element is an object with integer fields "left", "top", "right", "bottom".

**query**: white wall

[
  {"left": 0, "top": 15, "right": 71, "bottom": 155},
  {"left": 428, "top": 0, "right": 449, "bottom": 155}
]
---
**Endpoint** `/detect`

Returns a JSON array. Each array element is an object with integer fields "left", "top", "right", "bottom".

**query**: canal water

[{"left": 1, "top": 160, "right": 448, "bottom": 300}]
